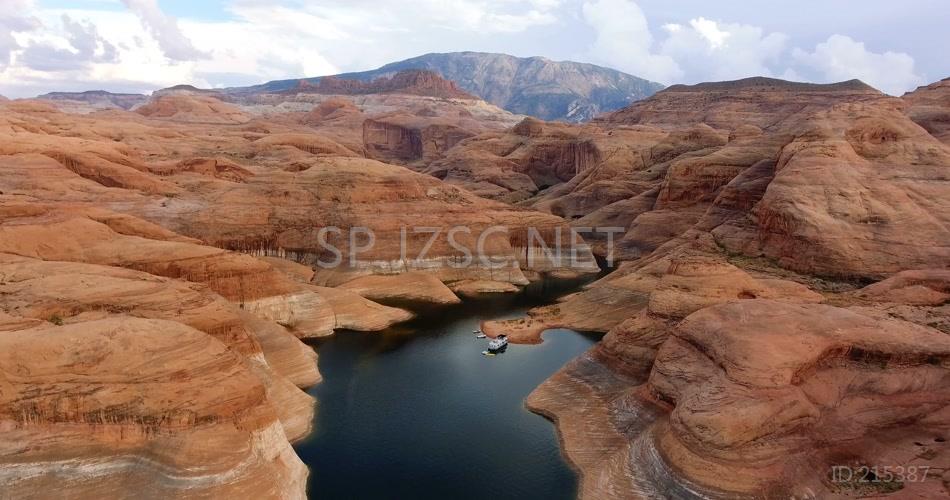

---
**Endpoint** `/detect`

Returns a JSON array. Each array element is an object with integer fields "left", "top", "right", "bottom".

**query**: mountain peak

[{"left": 232, "top": 52, "right": 665, "bottom": 122}]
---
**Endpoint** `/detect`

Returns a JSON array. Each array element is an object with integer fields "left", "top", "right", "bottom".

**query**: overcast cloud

[
  {"left": 19, "top": 14, "right": 118, "bottom": 71},
  {"left": 0, "top": 0, "right": 944, "bottom": 97},
  {"left": 120, "top": 0, "right": 207, "bottom": 61}
]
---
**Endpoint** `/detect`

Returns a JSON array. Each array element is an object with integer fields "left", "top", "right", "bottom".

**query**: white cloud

[
  {"left": 225, "top": 5, "right": 350, "bottom": 41},
  {"left": 530, "top": 0, "right": 562, "bottom": 8},
  {"left": 179, "top": 17, "right": 339, "bottom": 83},
  {"left": 581, "top": 0, "right": 924, "bottom": 94},
  {"left": 120, "top": 0, "right": 207, "bottom": 61},
  {"left": 582, "top": 1, "right": 788, "bottom": 84},
  {"left": 688, "top": 17, "right": 730, "bottom": 49},
  {"left": 791, "top": 34, "right": 924, "bottom": 95},
  {"left": 779, "top": 67, "right": 804, "bottom": 82},
  {"left": 662, "top": 23, "right": 682, "bottom": 34},
  {"left": 581, "top": 0, "right": 682, "bottom": 83},
  {"left": 278, "top": 0, "right": 559, "bottom": 37},
  {"left": 19, "top": 15, "right": 118, "bottom": 71},
  {"left": 659, "top": 17, "right": 788, "bottom": 83},
  {"left": 0, "top": 1, "right": 342, "bottom": 97},
  {"left": 216, "top": 0, "right": 563, "bottom": 80},
  {"left": 0, "top": 0, "right": 933, "bottom": 98},
  {"left": 0, "top": 8, "right": 200, "bottom": 97},
  {"left": 0, "top": 0, "right": 41, "bottom": 69}
]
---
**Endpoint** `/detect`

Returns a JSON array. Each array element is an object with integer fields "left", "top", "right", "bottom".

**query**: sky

[{"left": 0, "top": 0, "right": 946, "bottom": 98}]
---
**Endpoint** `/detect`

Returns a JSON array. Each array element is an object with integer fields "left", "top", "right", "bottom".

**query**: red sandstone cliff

[{"left": 479, "top": 77, "right": 950, "bottom": 498}]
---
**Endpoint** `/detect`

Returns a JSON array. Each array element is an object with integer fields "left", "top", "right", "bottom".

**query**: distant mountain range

[
  {"left": 36, "top": 90, "right": 147, "bottom": 110},
  {"left": 29, "top": 53, "right": 664, "bottom": 123},
  {"left": 231, "top": 52, "right": 665, "bottom": 122}
]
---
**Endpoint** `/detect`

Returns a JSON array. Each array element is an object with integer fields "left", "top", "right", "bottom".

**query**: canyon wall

[
  {"left": 0, "top": 84, "right": 600, "bottom": 496},
  {"left": 481, "top": 77, "right": 950, "bottom": 498}
]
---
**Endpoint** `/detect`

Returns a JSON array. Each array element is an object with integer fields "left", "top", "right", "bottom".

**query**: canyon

[
  {"left": 0, "top": 71, "right": 597, "bottom": 498},
  {"left": 1, "top": 65, "right": 948, "bottom": 500}
]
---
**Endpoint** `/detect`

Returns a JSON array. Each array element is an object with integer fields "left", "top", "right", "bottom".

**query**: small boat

[
  {"left": 472, "top": 329, "right": 482, "bottom": 334},
  {"left": 487, "top": 334, "right": 509, "bottom": 352},
  {"left": 476, "top": 334, "right": 486, "bottom": 339},
  {"left": 481, "top": 351, "right": 495, "bottom": 356}
]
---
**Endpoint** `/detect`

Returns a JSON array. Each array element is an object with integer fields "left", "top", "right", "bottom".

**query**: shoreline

[{"left": 296, "top": 273, "right": 603, "bottom": 498}]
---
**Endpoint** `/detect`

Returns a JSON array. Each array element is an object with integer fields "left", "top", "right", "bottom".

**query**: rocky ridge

[
  {"left": 36, "top": 90, "right": 148, "bottom": 112},
  {"left": 293, "top": 70, "right": 477, "bottom": 100}
]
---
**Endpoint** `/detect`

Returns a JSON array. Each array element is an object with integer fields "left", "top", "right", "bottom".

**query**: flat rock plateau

[{"left": 1, "top": 70, "right": 948, "bottom": 499}]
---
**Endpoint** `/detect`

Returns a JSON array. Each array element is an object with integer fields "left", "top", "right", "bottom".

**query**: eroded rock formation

[
  {"left": 902, "top": 77, "right": 950, "bottom": 144},
  {"left": 0, "top": 317, "right": 309, "bottom": 499},
  {"left": 483, "top": 77, "right": 950, "bottom": 498},
  {"left": 0, "top": 76, "right": 604, "bottom": 496},
  {"left": 135, "top": 94, "right": 251, "bottom": 124},
  {"left": 4, "top": 70, "right": 949, "bottom": 499},
  {"left": 648, "top": 300, "right": 949, "bottom": 497}
]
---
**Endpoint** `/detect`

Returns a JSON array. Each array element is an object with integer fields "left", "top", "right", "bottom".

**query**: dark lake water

[{"left": 296, "top": 277, "right": 601, "bottom": 500}]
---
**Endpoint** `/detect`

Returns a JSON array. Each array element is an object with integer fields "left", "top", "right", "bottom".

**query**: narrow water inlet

[{"left": 296, "top": 276, "right": 603, "bottom": 499}]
